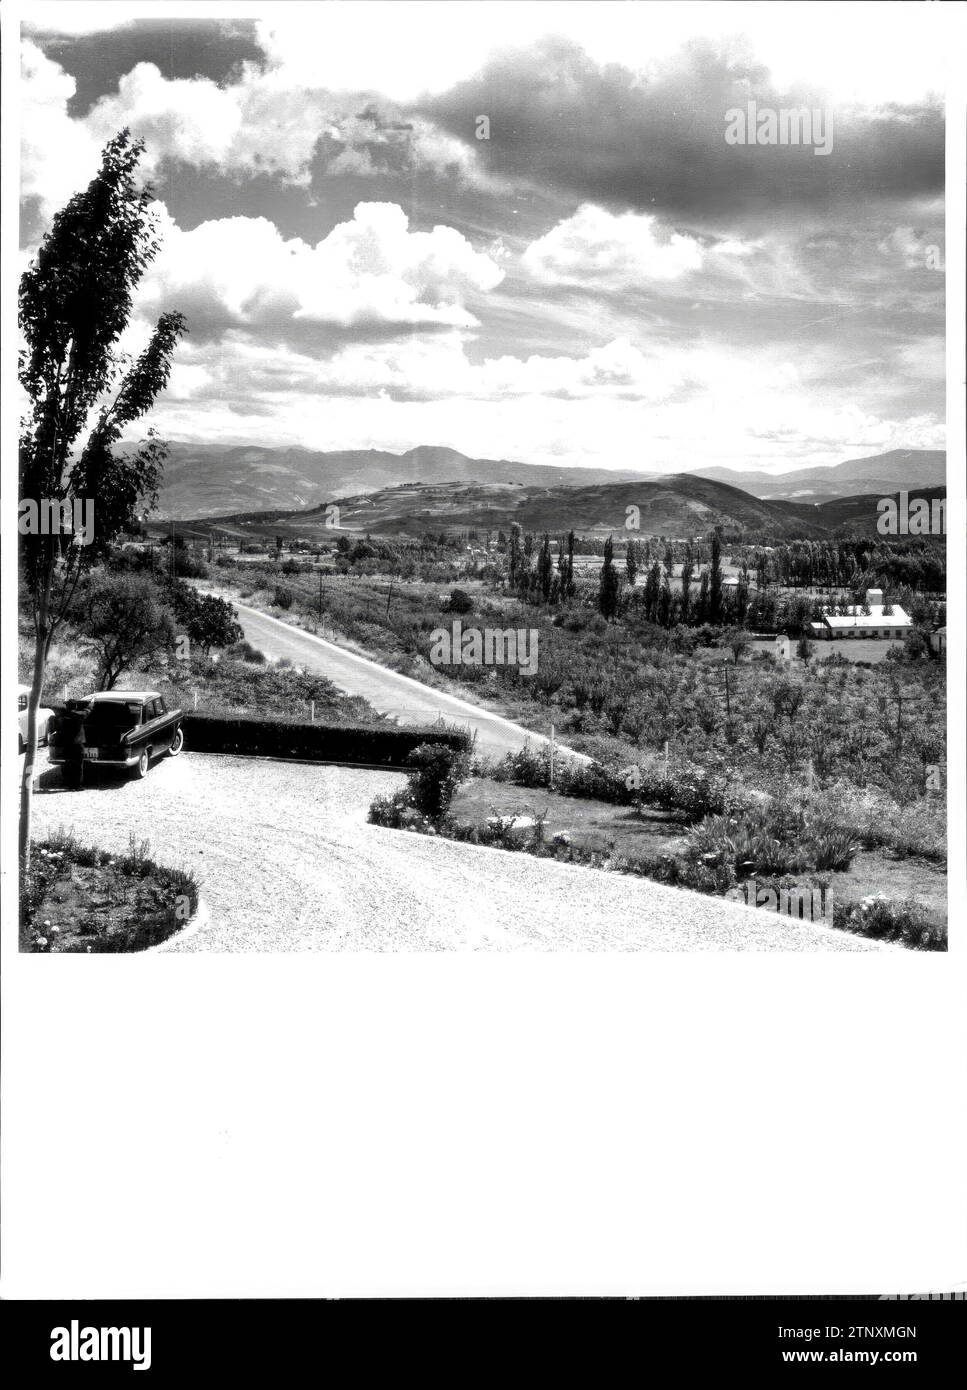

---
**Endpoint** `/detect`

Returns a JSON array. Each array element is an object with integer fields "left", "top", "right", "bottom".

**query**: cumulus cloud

[
  {"left": 878, "top": 226, "right": 943, "bottom": 271},
  {"left": 144, "top": 325, "right": 945, "bottom": 474},
  {"left": 20, "top": 41, "right": 102, "bottom": 218},
  {"left": 420, "top": 36, "right": 944, "bottom": 223},
  {"left": 523, "top": 205, "right": 708, "bottom": 286},
  {"left": 134, "top": 202, "right": 504, "bottom": 342},
  {"left": 50, "top": 49, "right": 489, "bottom": 195}
]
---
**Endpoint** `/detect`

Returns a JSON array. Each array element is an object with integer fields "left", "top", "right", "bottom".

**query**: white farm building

[{"left": 810, "top": 589, "right": 912, "bottom": 641}]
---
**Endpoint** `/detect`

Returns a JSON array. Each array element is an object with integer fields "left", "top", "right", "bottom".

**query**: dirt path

[{"left": 29, "top": 751, "right": 889, "bottom": 953}]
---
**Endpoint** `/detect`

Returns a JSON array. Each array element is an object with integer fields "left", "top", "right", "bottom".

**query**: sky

[{"left": 18, "top": 1, "right": 951, "bottom": 475}]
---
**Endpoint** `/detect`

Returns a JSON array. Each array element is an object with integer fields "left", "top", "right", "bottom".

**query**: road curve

[
  {"left": 203, "top": 589, "right": 585, "bottom": 762},
  {"left": 30, "top": 751, "right": 888, "bottom": 952}
]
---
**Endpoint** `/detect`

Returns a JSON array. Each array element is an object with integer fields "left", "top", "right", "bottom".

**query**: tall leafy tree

[
  {"left": 73, "top": 570, "right": 176, "bottom": 690},
  {"left": 598, "top": 534, "right": 621, "bottom": 621},
  {"left": 18, "top": 130, "right": 186, "bottom": 867},
  {"left": 643, "top": 561, "right": 661, "bottom": 622},
  {"left": 508, "top": 522, "right": 523, "bottom": 588},
  {"left": 625, "top": 538, "right": 639, "bottom": 589},
  {"left": 561, "top": 530, "right": 576, "bottom": 598},
  {"left": 679, "top": 547, "right": 694, "bottom": 624},
  {"left": 709, "top": 529, "right": 724, "bottom": 625},
  {"left": 537, "top": 533, "right": 553, "bottom": 602}
]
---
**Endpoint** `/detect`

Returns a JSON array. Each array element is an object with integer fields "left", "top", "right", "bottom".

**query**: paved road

[
  {"left": 203, "top": 589, "right": 585, "bottom": 762},
  {"left": 30, "top": 751, "right": 888, "bottom": 952}
]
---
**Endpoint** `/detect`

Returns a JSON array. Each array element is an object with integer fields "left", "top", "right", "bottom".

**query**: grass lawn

[
  {"left": 823, "top": 848, "right": 947, "bottom": 928},
  {"left": 454, "top": 776, "right": 688, "bottom": 858},
  {"left": 451, "top": 777, "right": 947, "bottom": 927},
  {"left": 749, "top": 637, "right": 904, "bottom": 665}
]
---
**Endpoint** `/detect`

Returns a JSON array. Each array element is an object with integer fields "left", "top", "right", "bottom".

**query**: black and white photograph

[
  {"left": 11, "top": 0, "right": 954, "bottom": 955},
  {"left": 3, "top": 0, "right": 965, "bottom": 1326}
]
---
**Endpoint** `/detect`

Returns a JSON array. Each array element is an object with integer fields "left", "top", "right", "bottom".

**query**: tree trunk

[{"left": 19, "top": 574, "right": 53, "bottom": 873}]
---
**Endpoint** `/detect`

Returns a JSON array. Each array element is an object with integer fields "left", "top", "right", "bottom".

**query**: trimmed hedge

[{"left": 181, "top": 712, "right": 470, "bottom": 767}]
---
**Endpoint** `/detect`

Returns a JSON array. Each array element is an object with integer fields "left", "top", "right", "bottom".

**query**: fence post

[
  {"left": 549, "top": 723, "right": 555, "bottom": 790},
  {"left": 310, "top": 700, "right": 315, "bottom": 723},
  {"left": 664, "top": 740, "right": 669, "bottom": 778},
  {"left": 193, "top": 689, "right": 198, "bottom": 711}
]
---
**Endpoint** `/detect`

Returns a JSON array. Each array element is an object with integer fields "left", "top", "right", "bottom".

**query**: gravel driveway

[{"left": 29, "top": 752, "right": 888, "bottom": 952}]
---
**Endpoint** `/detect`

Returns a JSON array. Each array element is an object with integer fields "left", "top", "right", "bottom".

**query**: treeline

[{"left": 729, "top": 537, "right": 945, "bottom": 595}]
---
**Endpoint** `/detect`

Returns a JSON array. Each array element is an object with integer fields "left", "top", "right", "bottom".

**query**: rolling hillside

[
  {"left": 689, "top": 449, "right": 946, "bottom": 500},
  {"left": 168, "top": 473, "right": 831, "bottom": 542},
  {"left": 151, "top": 442, "right": 654, "bottom": 519}
]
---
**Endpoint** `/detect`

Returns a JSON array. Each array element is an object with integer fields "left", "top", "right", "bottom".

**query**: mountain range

[
  {"left": 153, "top": 443, "right": 945, "bottom": 520},
  {"left": 152, "top": 443, "right": 651, "bottom": 519},
  {"left": 690, "top": 449, "right": 946, "bottom": 500}
]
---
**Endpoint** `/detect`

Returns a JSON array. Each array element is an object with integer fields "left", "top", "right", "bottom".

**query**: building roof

[{"left": 820, "top": 604, "right": 911, "bottom": 630}]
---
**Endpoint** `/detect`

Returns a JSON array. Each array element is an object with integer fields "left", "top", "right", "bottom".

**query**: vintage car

[
  {"left": 48, "top": 690, "right": 184, "bottom": 780},
  {"left": 18, "top": 684, "right": 56, "bottom": 753}
]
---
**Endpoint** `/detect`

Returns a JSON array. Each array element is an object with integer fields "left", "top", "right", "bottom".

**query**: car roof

[{"left": 79, "top": 690, "right": 162, "bottom": 703}]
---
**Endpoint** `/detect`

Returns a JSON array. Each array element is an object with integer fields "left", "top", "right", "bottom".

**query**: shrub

[
  {"left": 227, "top": 640, "right": 267, "bottom": 664},
  {"left": 834, "top": 894, "right": 945, "bottom": 951},
  {"left": 405, "top": 742, "right": 469, "bottom": 819},
  {"left": 684, "top": 800, "right": 859, "bottom": 877},
  {"left": 273, "top": 586, "right": 293, "bottom": 610},
  {"left": 448, "top": 588, "right": 475, "bottom": 615}
]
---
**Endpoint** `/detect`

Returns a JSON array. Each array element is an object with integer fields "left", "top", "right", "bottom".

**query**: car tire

[
  {"left": 44, "top": 717, "right": 54, "bottom": 746},
  {"left": 19, "top": 734, "right": 25, "bottom": 754},
  {"left": 167, "top": 727, "right": 184, "bottom": 757},
  {"left": 133, "top": 749, "right": 150, "bottom": 779}
]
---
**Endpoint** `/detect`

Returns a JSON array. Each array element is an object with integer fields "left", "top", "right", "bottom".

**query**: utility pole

[
  {"left": 318, "top": 570, "right": 323, "bottom": 623},
  {"left": 549, "top": 724, "right": 555, "bottom": 790}
]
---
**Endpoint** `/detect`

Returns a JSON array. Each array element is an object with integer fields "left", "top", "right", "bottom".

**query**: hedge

[{"left": 180, "top": 712, "right": 470, "bottom": 767}]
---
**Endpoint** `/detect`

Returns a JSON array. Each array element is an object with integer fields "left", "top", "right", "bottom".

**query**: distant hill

[
  {"left": 688, "top": 450, "right": 946, "bottom": 500},
  {"left": 169, "top": 473, "right": 831, "bottom": 542},
  {"left": 151, "top": 442, "right": 654, "bottom": 519},
  {"left": 811, "top": 485, "right": 946, "bottom": 536}
]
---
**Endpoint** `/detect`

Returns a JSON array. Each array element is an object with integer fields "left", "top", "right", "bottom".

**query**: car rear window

[{"left": 85, "top": 702, "right": 142, "bottom": 724}]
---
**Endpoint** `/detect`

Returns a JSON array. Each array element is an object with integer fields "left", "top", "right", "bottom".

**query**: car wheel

[
  {"left": 167, "top": 727, "right": 184, "bottom": 757},
  {"left": 19, "top": 734, "right": 25, "bottom": 754},
  {"left": 44, "top": 717, "right": 54, "bottom": 746},
  {"left": 133, "top": 749, "right": 150, "bottom": 779}
]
